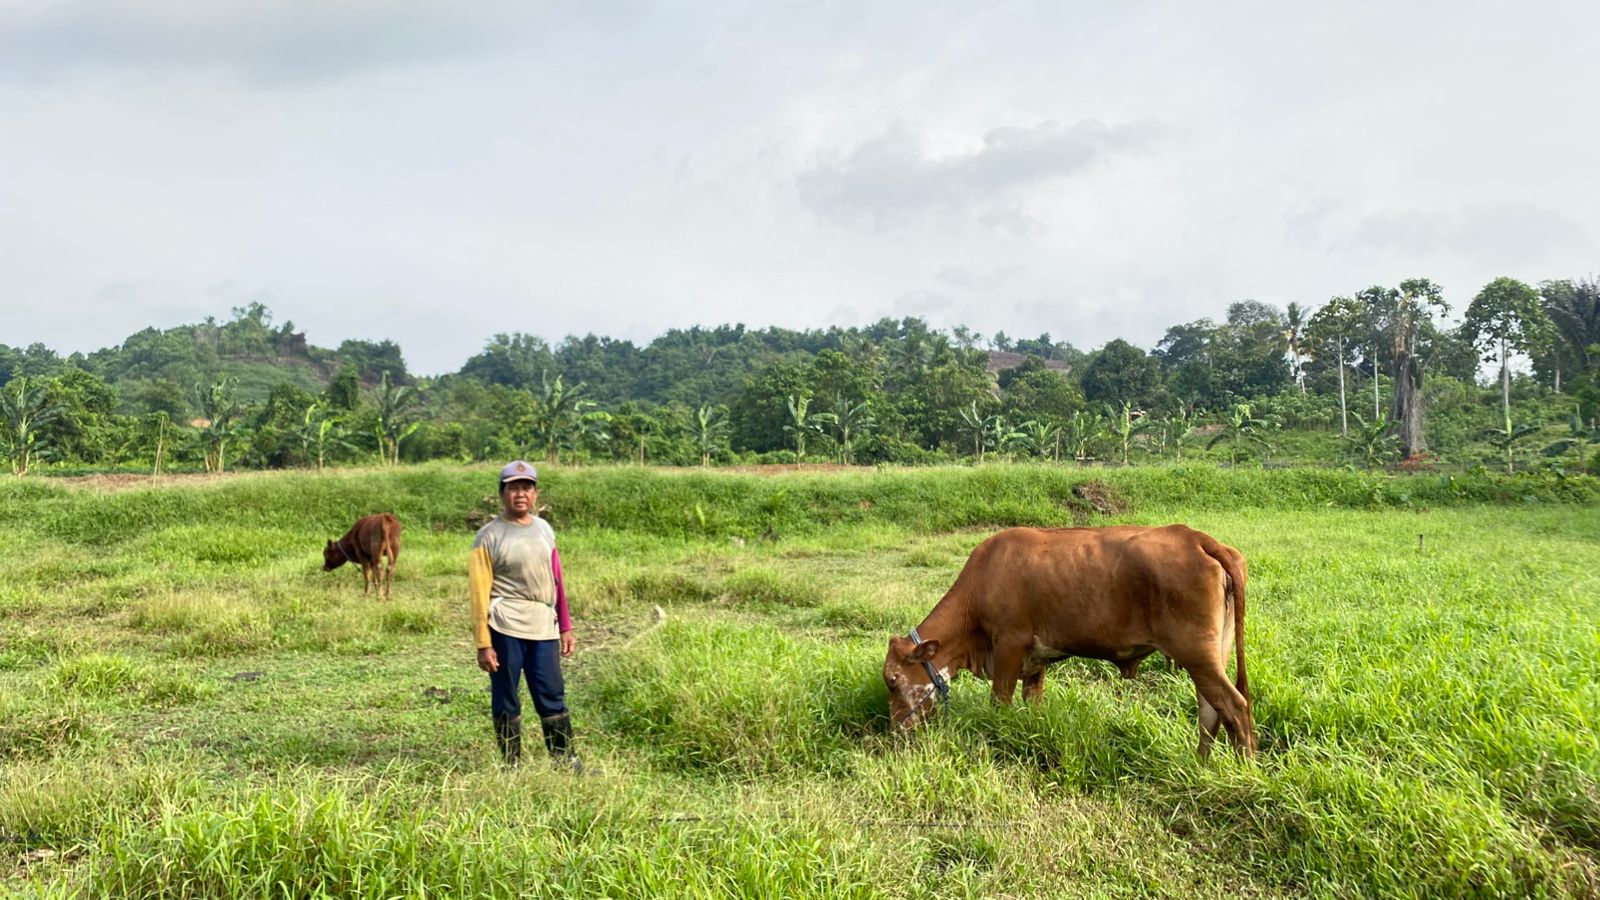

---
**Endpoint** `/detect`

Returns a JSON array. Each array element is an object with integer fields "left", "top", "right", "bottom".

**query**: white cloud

[
  {"left": 1, "top": 1, "right": 1598, "bottom": 373},
  {"left": 796, "top": 119, "right": 1162, "bottom": 229}
]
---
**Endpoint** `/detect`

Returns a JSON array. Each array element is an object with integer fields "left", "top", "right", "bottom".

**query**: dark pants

[{"left": 489, "top": 628, "right": 567, "bottom": 719}]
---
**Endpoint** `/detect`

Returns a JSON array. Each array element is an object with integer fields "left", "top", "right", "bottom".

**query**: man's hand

[
  {"left": 559, "top": 631, "right": 576, "bottom": 658},
  {"left": 477, "top": 647, "right": 499, "bottom": 673}
]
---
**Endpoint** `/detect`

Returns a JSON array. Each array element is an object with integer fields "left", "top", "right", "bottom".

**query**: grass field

[{"left": 1, "top": 464, "right": 1597, "bottom": 898}]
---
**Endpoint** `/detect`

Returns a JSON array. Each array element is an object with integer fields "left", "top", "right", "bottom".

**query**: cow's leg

[
  {"left": 1186, "top": 664, "right": 1253, "bottom": 758},
  {"left": 1194, "top": 686, "right": 1222, "bottom": 757},
  {"left": 388, "top": 543, "right": 398, "bottom": 600},
  {"left": 989, "top": 642, "right": 1028, "bottom": 705},
  {"left": 1021, "top": 668, "right": 1046, "bottom": 704},
  {"left": 362, "top": 562, "right": 373, "bottom": 595}
]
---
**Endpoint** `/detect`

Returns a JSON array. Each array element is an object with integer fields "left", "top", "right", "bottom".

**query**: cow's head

[
  {"left": 883, "top": 634, "right": 944, "bottom": 729},
  {"left": 322, "top": 539, "right": 345, "bottom": 572}
]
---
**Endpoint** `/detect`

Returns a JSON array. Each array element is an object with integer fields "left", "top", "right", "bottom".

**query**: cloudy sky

[{"left": 1, "top": 0, "right": 1595, "bottom": 374}]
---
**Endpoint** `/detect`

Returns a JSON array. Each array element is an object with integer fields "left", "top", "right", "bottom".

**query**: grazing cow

[
  {"left": 883, "top": 524, "right": 1255, "bottom": 757},
  {"left": 323, "top": 513, "right": 402, "bottom": 600}
]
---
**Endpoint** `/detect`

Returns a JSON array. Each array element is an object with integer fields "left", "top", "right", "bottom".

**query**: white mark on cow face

[
  {"left": 884, "top": 635, "right": 948, "bottom": 729},
  {"left": 886, "top": 666, "right": 949, "bottom": 728}
]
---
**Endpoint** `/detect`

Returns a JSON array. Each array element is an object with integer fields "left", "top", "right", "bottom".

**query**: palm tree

[
  {"left": 1538, "top": 278, "right": 1600, "bottom": 391},
  {"left": 0, "top": 377, "right": 63, "bottom": 476},
  {"left": 1283, "top": 302, "right": 1309, "bottom": 394}
]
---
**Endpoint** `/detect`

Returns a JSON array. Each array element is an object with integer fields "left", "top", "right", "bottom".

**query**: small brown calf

[{"left": 323, "top": 513, "right": 402, "bottom": 599}]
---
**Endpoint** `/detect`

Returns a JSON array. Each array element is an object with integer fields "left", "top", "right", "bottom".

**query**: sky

[{"left": 1, "top": 0, "right": 1595, "bottom": 375}]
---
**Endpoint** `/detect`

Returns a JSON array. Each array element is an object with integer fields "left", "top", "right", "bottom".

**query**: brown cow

[
  {"left": 882, "top": 524, "right": 1255, "bottom": 757},
  {"left": 323, "top": 513, "right": 402, "bottom": 600}
]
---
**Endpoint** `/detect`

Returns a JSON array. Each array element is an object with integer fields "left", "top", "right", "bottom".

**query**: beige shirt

[{"left": 469, "top": 516, "right": 559, "bottom": 644}]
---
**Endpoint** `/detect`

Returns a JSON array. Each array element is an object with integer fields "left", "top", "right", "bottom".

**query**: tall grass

[
  {"left": 2, "top": 464, "right": 1597, "bottom": 897},
  {"left": 3, "top": 462, "right": 1597, "bottom": 545}
]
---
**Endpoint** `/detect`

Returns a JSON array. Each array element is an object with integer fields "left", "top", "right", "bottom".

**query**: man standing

[{"left": 469, "top": 460, "right": 579, "bottom": 769}]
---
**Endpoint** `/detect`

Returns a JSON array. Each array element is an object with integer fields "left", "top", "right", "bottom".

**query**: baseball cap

[{"left": 499, "top": 460, "right": 538, "bottom": 485}]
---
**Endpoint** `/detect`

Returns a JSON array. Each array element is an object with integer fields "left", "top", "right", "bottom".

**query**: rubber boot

[
  {"left": 493, "top": 714, "right": 522, "bottom": 768},
  {"left": 539, "top": 712, "right": 583, "bottom": 773}
]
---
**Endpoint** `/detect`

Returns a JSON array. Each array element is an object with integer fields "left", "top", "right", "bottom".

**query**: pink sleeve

[{"left": 552, "top": 547, "right": 572, "bottom": 633}]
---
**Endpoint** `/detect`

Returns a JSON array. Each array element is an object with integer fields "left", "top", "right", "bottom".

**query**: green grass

[{"left": 1, "top": 464, "right": 1597, "bottom": 897}]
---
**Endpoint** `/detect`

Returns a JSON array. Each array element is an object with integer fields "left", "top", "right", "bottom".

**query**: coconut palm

[{"left": 1283, "top": 301, "right": 1309, "bottom": 393}]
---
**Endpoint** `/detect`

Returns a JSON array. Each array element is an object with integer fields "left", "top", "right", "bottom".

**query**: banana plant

[
  {"left": 784, "top": 393, "right": 828, "bottom": 461},
  {"left": 1343, "top": 414, "right": 1398, "bottom": 470},
  {"left": 0, "top": 377, "right": 63, "bottom": 476},
  {"left": 958, "top": 400, "right": 1001, "bottom": 461},
  {"left": 1484, "top": 423, "right": 1541, "bottom": 474},
  {"left": 193, "top": 377, "right": 241, "bottom": 473},
  {"left": 1542, "top": 413, "right": 1600, "bottom": 472},
  {"left": 1062, "top": 409, "right": 1106, "bottom": 463},
  {"left": 694, "top": 404, "right": 730, "bottom": 467},
  {"left": 1003, "top": 419, "right": 1059, "bottom": 461},
  {"left": 1206, "top": 402, "right": 1273, "bottom": 466}
]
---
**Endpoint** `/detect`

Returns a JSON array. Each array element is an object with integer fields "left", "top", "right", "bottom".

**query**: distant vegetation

[{"left": 3, "top": 273, "right": 1599, "bottom": 476}]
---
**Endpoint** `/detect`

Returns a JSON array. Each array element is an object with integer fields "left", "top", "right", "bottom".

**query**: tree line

[{"left": 3, "top": 275, "right": 1598, "bottom": 476}]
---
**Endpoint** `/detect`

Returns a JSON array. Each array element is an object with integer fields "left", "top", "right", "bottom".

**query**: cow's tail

[
  {"left": 1203, "top": 539, "right": 1249, "bottom": 701},
  {"left": 384, "top": 513, "right": 402, "bottom": 562}
]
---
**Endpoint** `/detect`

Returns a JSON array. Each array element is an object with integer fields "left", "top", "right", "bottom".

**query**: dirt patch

[
  {"left": 711, "top": 463, "right": 863, "bottom": 475},
  {"left": 1068, "top": 481, "right": 1130, "bottom": 517},
  {"left": 50, "top": 472, "right": 242, "bottom": 492}
]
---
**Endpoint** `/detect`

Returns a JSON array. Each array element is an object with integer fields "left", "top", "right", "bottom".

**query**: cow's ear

[{"left": 909, "top": 640, "right": 939, "bottom": 662}]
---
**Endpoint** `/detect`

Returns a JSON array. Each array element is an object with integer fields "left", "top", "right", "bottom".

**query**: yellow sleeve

[{"left": 468, "top": 545, "right": 494, "bottom": 649}]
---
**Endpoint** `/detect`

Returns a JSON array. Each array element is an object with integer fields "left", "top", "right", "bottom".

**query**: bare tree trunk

[
  {"left": 1500, "top": 338, "right": 1512, "bottom": 438},
  {"left": 1390, "top": 348, "right": 1427, "bottom": 459},
  {"left": 1373, "top": 360, "right": 1380, "bottom": 423},
  {"left": 153, "top": 420, "right": 165, "bottom": 477},
  {"left": 1337, "top": 337, "right": 1348, "bottom": 438}
]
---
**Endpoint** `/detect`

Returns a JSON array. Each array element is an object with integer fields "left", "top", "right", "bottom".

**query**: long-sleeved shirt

[{"left": 468, "top": 516, "right": 571, "bottom": 648}]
